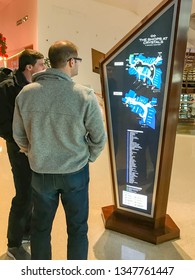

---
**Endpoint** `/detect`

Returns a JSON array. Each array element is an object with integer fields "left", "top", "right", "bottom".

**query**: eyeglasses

[{"left": 67, "top": 57, "right": 82, "bottom": 62}]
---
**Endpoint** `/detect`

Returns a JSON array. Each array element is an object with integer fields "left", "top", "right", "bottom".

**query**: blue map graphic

[
  {"left": 128, "top": 54, "right": 162, "bottom": 90},
  {"left": 122, "top": 90, "right": 157, "bottom": 129}
]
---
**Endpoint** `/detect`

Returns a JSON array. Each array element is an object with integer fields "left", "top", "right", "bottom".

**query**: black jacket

[
  {"left": 0, "top": 70, "right": 29, "bottom": 142},
  {"left": 0, "top": 67, "right": 12, "bottom": 83}
]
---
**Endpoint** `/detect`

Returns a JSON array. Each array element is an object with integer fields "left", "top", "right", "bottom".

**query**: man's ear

[
  {"left": 26, "top": 64, "right": 33, "bottom": 71},
  {"left": 68, "top": 58, "right": 74, "bottom": 68}
]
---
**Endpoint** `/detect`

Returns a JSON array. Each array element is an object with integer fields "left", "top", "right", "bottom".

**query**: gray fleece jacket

[{"left": 13, "top": 68, "right": 107, "bottom": 174}]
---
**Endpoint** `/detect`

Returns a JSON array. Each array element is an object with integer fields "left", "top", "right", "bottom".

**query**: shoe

[
  {"left": 7, "top": 246, "right": 31, "bottom": 260},
  {"left": 22, "top": 234, "right": 30, "bottom": 244}
]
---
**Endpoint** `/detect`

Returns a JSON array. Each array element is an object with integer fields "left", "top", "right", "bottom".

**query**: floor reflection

[{"left": 93, "top": 230, "right": 191, "bottom": 260}]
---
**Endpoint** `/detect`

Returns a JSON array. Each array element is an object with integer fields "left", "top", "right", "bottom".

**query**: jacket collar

[{"left": 13, "top": 69, "right": 30, "bottom": 88}]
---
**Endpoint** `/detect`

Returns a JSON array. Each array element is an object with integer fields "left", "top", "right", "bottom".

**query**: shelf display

[{"left": 179, "top": 49, "right": 195, "bottom": 122}]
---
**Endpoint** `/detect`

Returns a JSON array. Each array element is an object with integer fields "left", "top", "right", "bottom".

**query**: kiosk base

[{"left": 102, "top": 205, "right": 180, "bottom": 245}]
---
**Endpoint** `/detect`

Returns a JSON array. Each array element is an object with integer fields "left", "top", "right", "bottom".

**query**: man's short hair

[
  {"left": 19, "top": 49, "right": 44, "bottom": 71},
  {"left": 48, "top": 40, "right": 78, "bottom": 68}
]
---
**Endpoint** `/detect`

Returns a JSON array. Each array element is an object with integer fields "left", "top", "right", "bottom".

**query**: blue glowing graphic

[
  {"left": 128, "top": 54, "right": 162, "bottom": 89},
  {"left": 122, "top": 90, "right": 157, "bottom": 129}
]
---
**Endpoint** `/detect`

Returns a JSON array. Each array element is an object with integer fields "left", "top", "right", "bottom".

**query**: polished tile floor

[{"left": 0, "top": 125, "right": 195, "bottom": 260}]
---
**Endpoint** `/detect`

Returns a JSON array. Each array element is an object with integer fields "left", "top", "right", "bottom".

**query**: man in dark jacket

[{"left": 0, "top": 49, "right": 45, "bottom": 259}]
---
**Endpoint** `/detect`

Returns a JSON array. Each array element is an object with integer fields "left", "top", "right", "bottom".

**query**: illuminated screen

[{"left": 102, "top": 4, "right": 175, "bottom": 216}]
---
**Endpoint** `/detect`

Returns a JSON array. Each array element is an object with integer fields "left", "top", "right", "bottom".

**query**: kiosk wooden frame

[{"left": 100, "top": 0, "right": 192, "bottom": 244}]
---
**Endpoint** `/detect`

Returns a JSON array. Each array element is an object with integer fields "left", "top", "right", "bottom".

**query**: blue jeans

[
  {"left": 31, "top": 164, "right": 89, "bottom": 260},
  {"left": 6, "top": 141, "right": 32, "bottom": 248}
]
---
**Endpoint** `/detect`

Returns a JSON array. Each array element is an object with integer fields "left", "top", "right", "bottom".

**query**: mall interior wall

[{"left": 0, "top": 0, "right": 37, "bottom": 57}]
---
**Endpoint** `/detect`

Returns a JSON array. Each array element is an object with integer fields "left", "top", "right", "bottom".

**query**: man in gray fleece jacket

[{"left": 13, "top": 40, "right": 107, "bottom": 260}]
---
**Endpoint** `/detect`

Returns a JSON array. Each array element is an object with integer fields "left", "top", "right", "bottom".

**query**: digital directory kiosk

[{"left": 100, "top": 0, "right": 192, "bottom": 244}]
